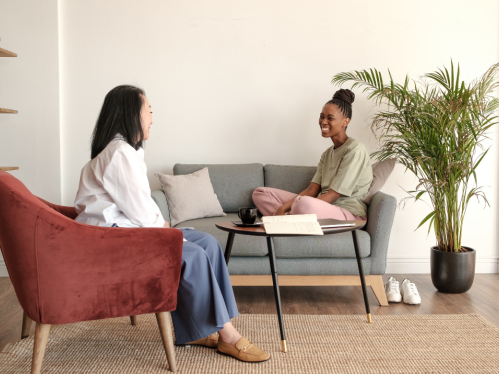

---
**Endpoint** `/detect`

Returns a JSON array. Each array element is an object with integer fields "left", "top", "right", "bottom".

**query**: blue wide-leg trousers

[{"left": 171, "top": 229, "right": 239, "bottom": 344}]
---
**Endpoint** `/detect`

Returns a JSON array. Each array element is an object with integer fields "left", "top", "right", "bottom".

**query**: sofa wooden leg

[
  {"left": 31, "top": 323, "right": 50, "bottom": 374},
  {"left": 370, "top": 275, "right": 389, "bottom": 306},
  {"left": 130, "top": 315, "right": 138, "bottom": 326},
  {"left": 22, "top": 311, "right": 33, "bottom": 339},
  {"left": 156, "top": 312, "right": 177, "bottom": 372}
]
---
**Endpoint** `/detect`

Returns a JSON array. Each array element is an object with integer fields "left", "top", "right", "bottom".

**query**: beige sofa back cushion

[{"left": 155, "top": 167, "right": 226, "bottom": 227}]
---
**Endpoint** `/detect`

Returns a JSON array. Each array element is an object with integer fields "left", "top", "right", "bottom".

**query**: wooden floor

[{"left": 1, "top": 274, "right": 499, "bottom": 352}]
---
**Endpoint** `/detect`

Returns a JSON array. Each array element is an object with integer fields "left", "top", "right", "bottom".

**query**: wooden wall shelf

[
  {"left": 0, "top": 48, "right": 17, "bottom": 57},
  {"left": 0, "top": 108, "right": 18, "bottom": 114},
  {"left": 0, "top": 167, "right": 19, "bottom": 172},
  {"left": 1, "top": 44, "right": 18, "bottom": 175}
]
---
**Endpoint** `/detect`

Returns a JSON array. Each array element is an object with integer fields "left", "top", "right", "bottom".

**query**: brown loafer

[
  {"left": 217, "top": 337, "right": 270, "bottom": 363},
  {"left": 179, "top": 333, "right": 218, "bottom": 349}
]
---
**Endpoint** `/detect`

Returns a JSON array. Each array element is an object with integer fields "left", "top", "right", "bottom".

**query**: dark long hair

[
  {"left": 326, "top": 88, "right": 355, "bottom": 119},
  {"left": 91, "top": 85, "right": 145, "bottom": 159}
]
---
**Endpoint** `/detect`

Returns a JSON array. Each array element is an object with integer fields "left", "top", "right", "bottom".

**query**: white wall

[
  {"left": 2, "top": 0, "right": 498, "bottom": 276},
  {"left": 0, "top": 0, "right": 60, "bottom": 275},
  {"left": 59, "top": 0, "right": 499, "bottom": 274}
]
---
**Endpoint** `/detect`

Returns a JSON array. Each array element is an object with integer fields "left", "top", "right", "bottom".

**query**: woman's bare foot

[{"left": 218, "top": 322, "right": 242, "bottom": 347}]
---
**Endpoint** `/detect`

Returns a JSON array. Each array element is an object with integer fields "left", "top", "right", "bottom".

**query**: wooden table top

[{"left": 215, "top": 219, "right": 366, "bottom": 237}]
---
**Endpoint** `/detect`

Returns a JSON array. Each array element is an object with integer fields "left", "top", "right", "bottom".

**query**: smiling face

[
  {"left": 319, "top": 103, "right": 350, "bottom": 139},
  {"left": 140, "top": 95, "right": 153, "bottom": 141}
]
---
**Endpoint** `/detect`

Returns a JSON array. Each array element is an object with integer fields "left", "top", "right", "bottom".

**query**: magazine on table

[{"left": 318, "top": 219, "right": 355, "bottom": 229}]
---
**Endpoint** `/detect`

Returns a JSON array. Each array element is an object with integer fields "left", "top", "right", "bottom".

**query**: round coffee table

[{"left": 215, "top": 219, "right": 370, "bottom": 353}]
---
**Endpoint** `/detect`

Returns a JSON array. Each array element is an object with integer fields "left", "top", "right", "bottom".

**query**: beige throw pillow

[
  {"left": 155, "top": 167, "right": 226, "bottom": 227},
  {"left": 364, "top": 159, "right": 396, "bottom": 204}
]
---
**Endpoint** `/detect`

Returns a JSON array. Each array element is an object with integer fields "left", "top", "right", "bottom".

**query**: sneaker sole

[
  {"left": 217, "top": 349, "right": 271, "bottom": 363},
  {"left": 386, "top": 292, "right": 402, "bottom": 303}
]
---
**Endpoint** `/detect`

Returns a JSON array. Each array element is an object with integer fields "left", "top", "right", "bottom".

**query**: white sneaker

[
  {"left": 401, "top": 279, "right": 421, "bottom": 305},
  {"left": 384, "top": 276, "right": 402, "bottom": 303}
]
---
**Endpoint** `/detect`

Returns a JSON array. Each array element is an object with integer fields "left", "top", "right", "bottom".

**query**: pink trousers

[{"left": 252, "top": 187, "right": 366, "bottom": 221}]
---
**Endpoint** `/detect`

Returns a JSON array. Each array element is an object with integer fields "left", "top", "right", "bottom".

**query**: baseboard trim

[{"left": 386, "top": 257, "right": 499, "bottom": 274}]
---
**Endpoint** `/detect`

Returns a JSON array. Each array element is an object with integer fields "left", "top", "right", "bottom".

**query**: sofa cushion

[
  {"left": 264, "top": 164, "right": 317, "bottom": 193},
  {"left": 364, "top": 159, "right": 396, "bottom": 204},
  {"left": 175, "top": 214, "right": 268, "bottom": 257},
  {"left": 227, "top": 257, "right": 372, "bottom": 275},
  {"left": 174, "top": 164, "right": 264, "bottom": 212},
  {"left": 273, "top": 230, "right": 370, "bottom": 259},
  {"left": 155, "top": 168, "right": 226, "bottom": 227},
  {"left": 152, "top": 190, "right": 170, "bottom": 223}
]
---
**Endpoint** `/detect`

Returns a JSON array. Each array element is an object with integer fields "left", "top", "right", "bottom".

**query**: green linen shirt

[{"left": 311, "top": 137, "right": 373, "bottom": 217}]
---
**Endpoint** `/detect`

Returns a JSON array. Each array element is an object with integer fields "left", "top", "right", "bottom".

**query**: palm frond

[{"left": 332, "top": 61, "right": 499, "bottom": 252}]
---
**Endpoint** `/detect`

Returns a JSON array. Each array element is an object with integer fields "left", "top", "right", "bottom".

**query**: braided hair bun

[
  {"left": 332, "top": 89, "right": 355, "bottom": 105},
  {"left": 326, "top": 88, "right": 355, "bottom": 119}
]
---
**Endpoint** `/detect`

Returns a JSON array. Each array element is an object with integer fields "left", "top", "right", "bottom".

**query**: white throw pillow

[
  {"left": 155, "top": 167, "right": 226, "bottom": 227},
  {"left": 364, "top": 159, "right": 396, "bottom": 204}
]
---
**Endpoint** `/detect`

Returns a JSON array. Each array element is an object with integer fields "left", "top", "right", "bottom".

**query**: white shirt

[{"left": 74, "top": 135, "right": 166, "bottom": 228}]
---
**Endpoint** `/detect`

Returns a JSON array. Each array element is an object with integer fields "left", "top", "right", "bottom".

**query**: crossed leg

[{"left": 252, "top": 187, "right": 365, "bottom": 220}]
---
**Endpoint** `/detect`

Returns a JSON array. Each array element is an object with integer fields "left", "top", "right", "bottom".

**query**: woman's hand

[
  {"left": 163, "top": 221, "right": 170, "bottom": 228},
  {"left": 274, "top": 205, "right": 288, "bottom": 216},
  {"left": 273, "top": 184, "right": 321, "bottom": 216},
  {"left": 317, "top": 189, "right": 341, "bottom": 204}
]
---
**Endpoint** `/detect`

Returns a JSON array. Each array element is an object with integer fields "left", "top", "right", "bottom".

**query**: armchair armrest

[
  {"left": 152, "top": 189, "right": 171, "bottom": 225},
  {"left": 366, "top": 191, "right": 397, "bottom": 274},
  {"left": 31, "top": 208, "right": 183, "bottom": 325},
  {"left": 36, "top": 196, "right": 78, "bottom": 220}
]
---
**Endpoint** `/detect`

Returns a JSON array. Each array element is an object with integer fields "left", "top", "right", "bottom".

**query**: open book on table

[
  {"left": 262, "top": 214, "right": 356, "bottom": 235},
  {"left": 262, "top": 214, "right": 323, "bottom": 235}
]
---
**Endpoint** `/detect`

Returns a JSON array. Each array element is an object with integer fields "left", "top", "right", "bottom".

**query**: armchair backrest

[
  {"left": 0, "top": 171, "right": 183, "bottom": 325},
  {"left": 0, "top": 171, "right": 78, "bottom": 321}
]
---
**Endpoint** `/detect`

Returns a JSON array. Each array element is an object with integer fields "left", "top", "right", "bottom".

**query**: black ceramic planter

[{"left": 430, "top": 246, "right": 476, "bottom": 293}]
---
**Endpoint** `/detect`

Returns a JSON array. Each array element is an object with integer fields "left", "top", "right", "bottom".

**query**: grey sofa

[{"left": 152, "top": 163, "right": 397, "bottom": 306}]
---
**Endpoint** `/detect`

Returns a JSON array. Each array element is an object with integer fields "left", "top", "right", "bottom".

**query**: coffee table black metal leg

[
  {"left": 266, "top": 236, "right": 287, "bottom": 352},
  {"left": 224, "top": 232, "right": 235, "bottom": 265},
  {"left": 352, "top": 230, "right": 372, "bottom": 323}
]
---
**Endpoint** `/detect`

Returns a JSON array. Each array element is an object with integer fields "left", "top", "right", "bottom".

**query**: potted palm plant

[{"left": 332, "top": 62, "right": 499, "bottom": 293}]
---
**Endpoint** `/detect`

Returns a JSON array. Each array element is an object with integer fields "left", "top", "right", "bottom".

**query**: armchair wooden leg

[
  {"left": 155, "top": 312, "right": 177, "bottom": 372},
  {"left": 370, "top": 275, "right": 389, "bottom": 306},
  {"left": 130, "top": 315, "right": 138, "bottom": 326},
  {"left": 31, "top": 323, "right": 51, "bottom": 374},
  {"left": 22, "top": 311, "right": 33, "bottom": 339}
]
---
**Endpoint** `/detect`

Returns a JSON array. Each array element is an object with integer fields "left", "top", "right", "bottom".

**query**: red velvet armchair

[{"left": 0, "top": 171, "right": 183, "bottom": 373}]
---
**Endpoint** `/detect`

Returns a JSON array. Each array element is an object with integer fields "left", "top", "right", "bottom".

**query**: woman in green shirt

[{"left": 253, "top": 89, "right": 373, "bottom": 220}]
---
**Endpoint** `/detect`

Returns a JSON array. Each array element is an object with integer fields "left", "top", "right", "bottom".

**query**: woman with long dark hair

[
  {"left": 74, "top": 85, "right": 270, "bottom": 363},
  {"left": 253, "top": 89, "right": 373, "bottom": 220}
]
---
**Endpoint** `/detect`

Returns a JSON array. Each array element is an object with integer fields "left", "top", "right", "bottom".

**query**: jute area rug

[{"left": 1, "top": 313, "right": 499, "bottom": 374}]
